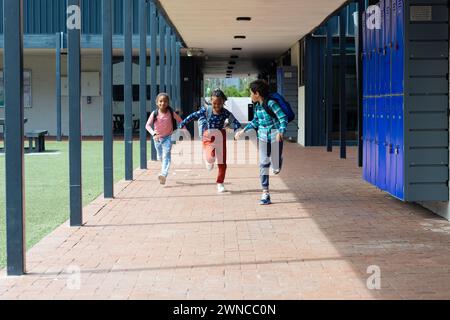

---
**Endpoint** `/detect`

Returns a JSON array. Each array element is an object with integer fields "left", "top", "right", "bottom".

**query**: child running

[
  {"left": 235, "top": 79, "right": 288, "bottom": 205},
  {"left": 178, "top": 89, "right": 241, "bottom": 193},
  {"left": 145, "top": 93, "right": 183, "bottom": 185}
]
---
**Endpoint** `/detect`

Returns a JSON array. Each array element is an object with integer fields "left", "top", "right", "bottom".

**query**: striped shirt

[{"left": 244, "top": 100, "right": 288, "bottom": 142}]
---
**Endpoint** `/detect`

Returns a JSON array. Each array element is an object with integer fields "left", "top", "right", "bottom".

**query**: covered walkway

[{"left": 1, "top": 143, "right": 449, "bottom": 300}]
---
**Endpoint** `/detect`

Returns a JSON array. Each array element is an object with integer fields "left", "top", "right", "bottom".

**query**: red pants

[{"left": 203, "top": 129, "right": 227, "bottom": 184}]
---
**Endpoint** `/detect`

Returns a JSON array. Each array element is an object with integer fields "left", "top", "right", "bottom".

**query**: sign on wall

[{"left": 0, "top": 70, "right": 32, "bottom": 108}]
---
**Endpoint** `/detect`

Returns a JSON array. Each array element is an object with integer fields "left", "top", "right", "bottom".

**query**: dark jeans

[{"left": 259, "top": 139, "right": 284, "bottom": 190}]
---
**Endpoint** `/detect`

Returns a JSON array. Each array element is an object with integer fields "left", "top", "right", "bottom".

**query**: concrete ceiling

[{"left": 160, "top": 0, "right": 347, "bottom": 76}]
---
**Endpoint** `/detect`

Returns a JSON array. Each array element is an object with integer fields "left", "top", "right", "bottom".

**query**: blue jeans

[
  {"left": 155, "top": 135, "right": 172, "bottom": 177},
  {"left": 259, "top": 139, "right": 283, "bottom": 190}
]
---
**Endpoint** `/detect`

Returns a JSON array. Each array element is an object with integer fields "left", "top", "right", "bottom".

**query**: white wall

[
  {"left": 225, "top": 97, "right": 251, "bottom": 124},
  {"left": 0, "top": 53, "right": 147, "bottom": 136}
]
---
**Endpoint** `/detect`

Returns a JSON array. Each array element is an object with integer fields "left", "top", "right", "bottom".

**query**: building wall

[
  {"left": 0, "top": 52, "right": 145, "bottom": 136},
  {"left": 417, "top": 44, "right": 450, "bottom": 221}
]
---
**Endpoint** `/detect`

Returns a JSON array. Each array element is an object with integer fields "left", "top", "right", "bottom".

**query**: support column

[
  {"left": 166, "top": 26, "right": 171, "bottom": 98},
  {"left": 56, "top": 32, "right": 62, "bottom": 141},
  {"left": 102, "top": 0, "right": 114, "bottom": 198},
  {"left": 4, "top": 0, "right": 25, "bottom": 276},
  {"left": 325, "top": 20, "right": 333, "bottom": 152},
  {"left": 124, "top": 0, "right": 133, "bottom": 181},
  {"left": 355, "top": 0, "right": 367, "bottom": 167},
  {"left": 139, "top": 0, "right": 148, "bottom": 170},
  {"left": 171, "top": 34, "right": 176, "bottom": 108},
  {"left": 176, "top": 42, "right": 181, "bottom": 110},
  {"left": 159, "top": 15, "right": 166, "bottom": 93},
  {"left": 150, "top": 1, "right": 157, "bottom": 161},
  {"left": 67, "top": 0, "right": 82, "bottom": 226},
  {"left": 339, "top": 10, "right": 347, "bottom": 159}
]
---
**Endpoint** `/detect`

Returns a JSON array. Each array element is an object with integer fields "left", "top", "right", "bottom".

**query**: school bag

[
  {"left": 262, "top": 93, "right": 295, "bottom": 123},
  {"left": 153, "top": 106, "right": 178, "bottom": 132},
  {"left": 197, "top": 105, "right": 213, "bottom": 137}
]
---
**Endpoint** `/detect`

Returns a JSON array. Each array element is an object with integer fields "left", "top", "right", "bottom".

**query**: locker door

[
  {"left": 374, "top": 14, "right": 379, "bottom": 188},
  {"left": 368, "top": 19, "right": 374, "bottom": 184},
  {"left": 388, "top": 0, "right": 397, "bottom": 196},
  {"left": 395, "top": 0, "right": 405, "bottom": 200},
  {"left": 377, "top": 0, "right": 387, "bottom": 191},
  {"left": 384, "top": 0, "right": 392, "bottom": 193}
]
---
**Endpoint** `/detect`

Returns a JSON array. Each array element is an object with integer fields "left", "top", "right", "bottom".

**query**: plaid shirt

[{"left": 244, "top": 100, "right": 288, "bottom": 142}]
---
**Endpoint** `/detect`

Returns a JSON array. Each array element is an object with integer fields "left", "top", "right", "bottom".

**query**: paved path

[{"left": 1, "top": 142, "right": 450, "bottom": 299}]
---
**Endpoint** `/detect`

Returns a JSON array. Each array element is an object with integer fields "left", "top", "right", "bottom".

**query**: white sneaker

[
  {"left": 206, "top": 162, "right": 214, "bottom": 171},
  {"left": 217, "top": 183, "right": 226, "bottom": 193}
]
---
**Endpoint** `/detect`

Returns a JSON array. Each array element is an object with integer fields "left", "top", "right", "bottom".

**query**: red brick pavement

[{"left": 1, "top": 141, "right": 450, "bottom": 300}]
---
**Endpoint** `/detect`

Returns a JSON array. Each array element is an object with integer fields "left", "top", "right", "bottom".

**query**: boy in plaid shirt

[{"left": 235, "top": 79, "right": 287, "bottom": 205}]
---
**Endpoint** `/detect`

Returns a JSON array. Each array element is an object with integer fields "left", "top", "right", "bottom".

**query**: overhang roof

[{"left": 159, "top": 0, "right": 348, "bottom": 76}]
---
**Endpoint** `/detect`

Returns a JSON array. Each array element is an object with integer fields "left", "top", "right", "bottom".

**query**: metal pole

[
  {"left": 67, "top": 0, "right": 82, "bottom": 226},
  {"left": 56, "top": 32, "right": 62, "bottom": 141},
  {"left": 103, "top": 0, "right": 114, "bottom": 198},
  {"left": 339, "top": 10, "right": 347, "bottom": 159},
  {"left": 4, "top": 0, "right": 25, "bottom": 276},
  {"left": 124, "top": 0, "right": 133, "bottom": 181},
  {"left": 355, "top": 0, "right": 365, "bottom": 167},
  {"left": 171, "top": 34, "right": 176, "bottom": 108},
  {"left": 176, "top": 42, "right": 181, "bottom": 110},
  {"left": 174, "top": 41, "right": 180, "bottom": 109},
  {"left": 325, "top": 20, "right": 333, "bottom": 152},
  {"left": 166, "top": 26, "right": 171, "bottom": 98},
  {"left": 139, "top": 0, "right": 148, "bottom": 169},
  {"left": 159, "top": 15, "right": 166, "bottom": 93},
  {"left": 150, "top": 1, "right": 158, "bottom": 161}
]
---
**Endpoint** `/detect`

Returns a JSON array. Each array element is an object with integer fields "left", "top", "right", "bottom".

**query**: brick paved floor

[{"left": 1, "top": 141, "right": 450, "bottom": 300}]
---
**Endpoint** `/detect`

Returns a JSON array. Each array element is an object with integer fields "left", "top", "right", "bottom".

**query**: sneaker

[
  {"left": 217, "top": 183, "right": 226, "bottom": 193},
  {"left": 206, "top": 162, "right": 214, "bottom": 171},
  {"left": 158, "top": 174, "right": 166, "bottom": 185},
  {"left": 259, "top": 192, "right": 272, "bottom": 205},
  {"left": 272, "top": 168, "right": 281, "bottom": 175}
]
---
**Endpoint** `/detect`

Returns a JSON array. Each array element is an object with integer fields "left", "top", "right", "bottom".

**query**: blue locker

[
  {"left": 377, "top": 0, "right": 387, "bottom": 191},
  {"left": 374, "top": 5, "right": 381, "bottom": 189},
  {"left": 387, "top": 0, "right": 397, "bottom": 196},
  {"left": 368, "top": 16, "right": 374, "bottom": 184},
  {"left": 395, "top": 0, "right": 404, "bottom": 199},
  {"left": 370, "top": 13, "right": 377, "bottom": 185},
  {"left": 384, "top": 0, "right": 392, "bottom": 194}
]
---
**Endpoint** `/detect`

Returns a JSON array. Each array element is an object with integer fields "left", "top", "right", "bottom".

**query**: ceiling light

[
  {"left": 230, "top": 55, "right": 239, "bottom": 59},
  {"left": 234, "top": 35, "right": 246, "bottom": 39},
  {"left": 232, "top": 48, "right": 242, "bottom": 51},
  {"left": 229, "top": 61, "right": 236, "bottom": 65},
  {"left": 236, "top": 17, "right": 251, "bottom": 21}
]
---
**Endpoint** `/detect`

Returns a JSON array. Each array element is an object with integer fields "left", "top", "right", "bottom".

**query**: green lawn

[{"left": 0, "top": 140, "right": 145, "bottom": 268}]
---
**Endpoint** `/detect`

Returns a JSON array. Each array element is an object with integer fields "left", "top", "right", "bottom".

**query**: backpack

[
  {"left": 153, "top": 107, "right": 178, "bottom": 132},
  {"left": 262, "top": 93, "right": 295, "bottom": 123},
  {"left": 197, "top": 106, "right": 213, "bottom": 137}
]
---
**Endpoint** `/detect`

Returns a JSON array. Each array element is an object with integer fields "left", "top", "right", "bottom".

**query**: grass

[{"left": 0, "top": 140, "right": 144, "bottom": 268}]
